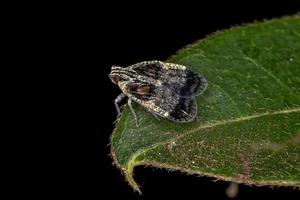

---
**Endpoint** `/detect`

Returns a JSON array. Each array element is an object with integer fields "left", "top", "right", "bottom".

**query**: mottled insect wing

[
  {"left": 121, "top": 81, "right": 154, "bottom": 101},
  {"left": 112, "top": 60, "right": 207, "bottom": 123},
  {"left": 164, "top": 67, "right": 207, "bottom": 98},
  {"left": 130, "top": 61, "right": 208, "bottom": 98},
  {"left": 168, "top": 97, "right": 197, "bottom": 122},
  {"left": 122, "top": 80, "right": 198, "bottom": 122}
]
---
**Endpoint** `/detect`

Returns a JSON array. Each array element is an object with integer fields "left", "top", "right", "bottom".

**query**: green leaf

[{"left": 110, "top": 15, "right": 300, "bottom": 192}]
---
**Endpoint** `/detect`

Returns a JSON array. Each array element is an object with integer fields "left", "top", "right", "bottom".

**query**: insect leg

[
  {"left": 114, "top": 93, "right": 126, "bottom": 118},
  {"left": 128, "top": 98, "right": 139, "bottom": 127}
]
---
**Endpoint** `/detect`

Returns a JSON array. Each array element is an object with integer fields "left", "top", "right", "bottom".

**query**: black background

[{"left": 64, "top": 1, "right": 300, "bottom": 199}]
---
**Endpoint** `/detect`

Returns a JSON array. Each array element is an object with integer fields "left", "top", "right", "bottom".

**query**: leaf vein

[
  {"left": 133, "top": 107, "right": 300, "bottom": 163},
  {"left": 209, "top": 81, "right": 242, "bottom": 115},
  {"left": 244, "top": 56, "right": 294, "bottom": 94}
]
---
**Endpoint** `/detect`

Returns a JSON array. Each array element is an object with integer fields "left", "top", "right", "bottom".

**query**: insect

[{"left": 109, "top": 60, "right": 208, "bottom": 126}]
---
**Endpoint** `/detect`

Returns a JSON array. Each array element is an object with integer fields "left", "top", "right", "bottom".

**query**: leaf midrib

[{"left": 127, "top": 107, "right": 300, "bottom": 169}]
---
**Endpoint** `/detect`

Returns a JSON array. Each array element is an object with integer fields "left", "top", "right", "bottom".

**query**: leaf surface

[{"left": 110, "top": 16, "right": 300, "bottom": 192}]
